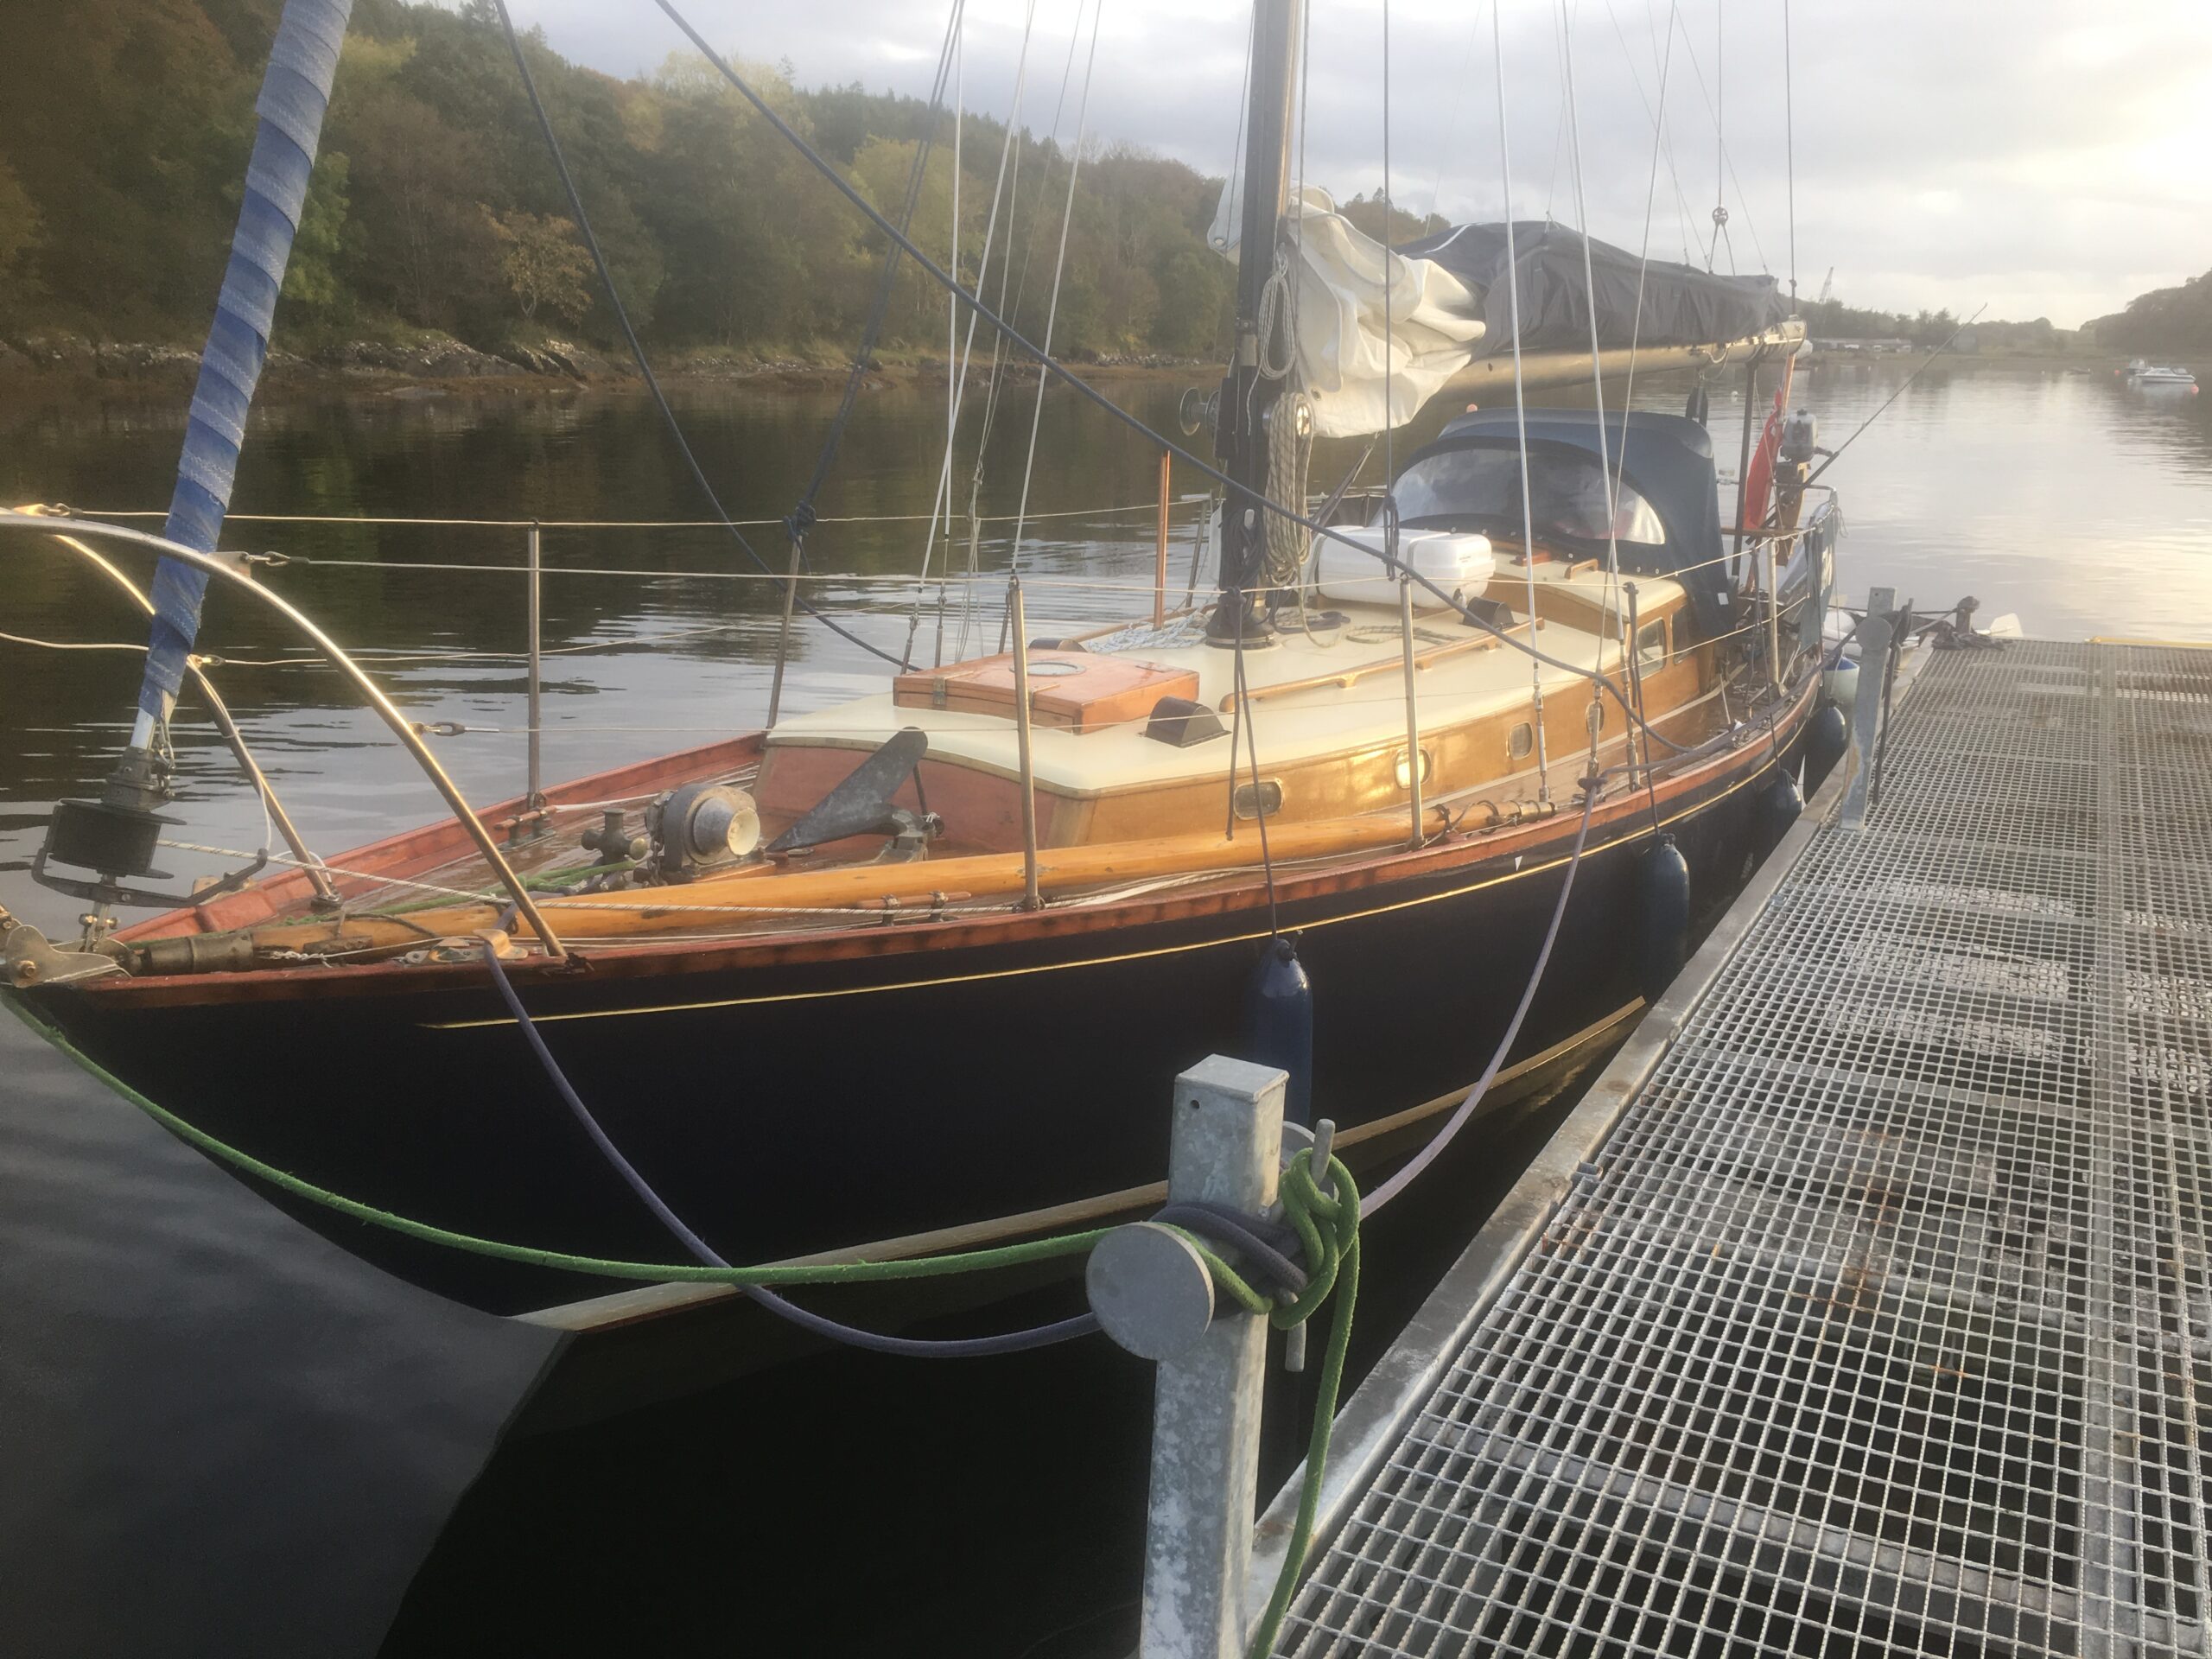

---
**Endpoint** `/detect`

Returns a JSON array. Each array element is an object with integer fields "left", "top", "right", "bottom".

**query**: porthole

[
  {"left": 1233, "top": 779, "right": 1283, "bottom": 820},
  {"left": 1393, "top": 749, "right": 1433, "bottom": 791},
  {"left": 1508, "top": 721, "right": 1535, "bottom": 760}
]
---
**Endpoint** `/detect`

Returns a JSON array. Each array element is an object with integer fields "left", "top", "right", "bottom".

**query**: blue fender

[
  {"left": 1243, "top": 935, "right": 1313, "bottom": 1128},
  {"left": 1636, "top": 833, "right": 1692, "bottom": 1001}
]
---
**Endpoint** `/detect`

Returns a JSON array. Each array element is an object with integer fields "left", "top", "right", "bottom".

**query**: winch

[{"left": 644, "top": 783, "right": 762, "bottom": 883}]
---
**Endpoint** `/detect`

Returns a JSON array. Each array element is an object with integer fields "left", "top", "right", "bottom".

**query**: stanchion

[
  {"left": 523, "top": 520, "right": 547, "bottom": 836},
  {"left": 1008, "top": 576, "right": 1042, "bottom": 911}
]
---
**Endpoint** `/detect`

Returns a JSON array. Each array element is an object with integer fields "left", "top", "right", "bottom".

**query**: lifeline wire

[
  {"left": 480, "top": 944, "right": 1102, "bottom": 1358},
  {"left": 1364, "top": 774, "right": 1599, "bottom": 1211},
  {"left": 647, "top": 0, "right": 1694, "bottom": 759},
  {"left": 489, "top": 1, "right": 911, "bottom": 673}
]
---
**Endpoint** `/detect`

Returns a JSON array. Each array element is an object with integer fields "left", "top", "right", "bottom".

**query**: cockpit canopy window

[{"left": 1390, "top": 443, "right": 1669, "bottom": 550}]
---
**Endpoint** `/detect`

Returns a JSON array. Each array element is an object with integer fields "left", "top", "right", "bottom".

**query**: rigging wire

[
  {"left": 1491, "top": 3, "right": 1552, "bottom": 799},
  {"left": 487, "top": 1, "right": 911, "bottom": 673},
  {"left": 1672, "top": 10, "right": 1767, "bottom": 275},
  {"left": 1712, "top": 0, "right": 1723, "bottom": 270},
  {"left": 1804, "top": 307, "right": 1987, "bottom": 488},
  {"left": 1418, "top": 0, "right": 1490, "bottom": 238},
  {"left": 969, "top": 0, "right": 1092, "bottom": 657},
  {"left": 1382, "top": 0, "right": 1393, "bottom": 487},
  {"left": 1560, "top": 0, "right": 1652, "bottom": 788},
  {"left": 1611, "top": 0, "right": 1681, "bottom": 508},
  {"left": 912, "top": 0, "right": 1040, "bottom": 664},
  {"left": 1556, "top": 8, "right": 1626, "bottom": 634},
  {"left": 936, "top": 17, "right": 963, "bottom": 580},
  {"left": 790, "top": 1, "right": 966, "bottom": 543},
  {"left": 646, "top": 0, "right": 1692, "bottom": 757},
  {"left": 1005, "top": 0, "right": 1106, "bottom": 591},
  {"left": 1783, "top": 0, "right": 1796, "bottom": 307},
  {"left": 1230, "top": 639, "right": 1281, "bottom": 938},
  {"left": 1600, "top": 0, "right": 1701, "bottom": 264}
]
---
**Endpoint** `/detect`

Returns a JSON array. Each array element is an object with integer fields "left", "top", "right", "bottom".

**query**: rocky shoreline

[{"left": 0, "top": 332, "right": 1202, "bottom": 400}]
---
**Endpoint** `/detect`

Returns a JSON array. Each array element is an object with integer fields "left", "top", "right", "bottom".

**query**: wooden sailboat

[{"left": 4, "top": 0, "right": 1836, "bottom": 1318}]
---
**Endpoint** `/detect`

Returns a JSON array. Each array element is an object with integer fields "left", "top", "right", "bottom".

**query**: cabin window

[
  {"left": 1637, "top": 619, "right": 1669, "bottom": 666},
  {"left": 1391, "top": 444, "right": 1668, "bottom": 549},
  {"left": 1393, "top": 749, "right": 1433, "bottom": 791},
  {"left": 1233, "top": 779, "right": 1283, "bottom": 820},
  {"left": 1508, "top": 721, "right": 1535, "bottom": 760}
]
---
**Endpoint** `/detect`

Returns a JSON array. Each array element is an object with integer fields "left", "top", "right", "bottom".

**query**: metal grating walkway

[{"left": 1276, "top": 643, "right": 2212, "bottom": 1659}]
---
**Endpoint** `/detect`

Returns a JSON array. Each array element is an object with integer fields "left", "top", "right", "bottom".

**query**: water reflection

[{"left": 3, "top": 361, "right": 2209, "bottom": 927}]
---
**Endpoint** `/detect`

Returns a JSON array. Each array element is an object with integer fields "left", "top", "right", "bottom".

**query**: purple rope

[{"left": 482, "top": 945, "right": 1097, "bottom": 1358}]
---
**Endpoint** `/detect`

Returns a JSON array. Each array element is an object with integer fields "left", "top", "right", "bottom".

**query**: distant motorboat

[{"left": 2123, "top": 358, "right": 2198, "bottom": 389}]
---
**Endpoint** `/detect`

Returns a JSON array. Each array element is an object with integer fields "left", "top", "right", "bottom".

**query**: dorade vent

[
  {"left": 893, "top": 652, "right": 1201, "bottom": 735},
  {"left": 1143, "top": 696, "right": 1228, "bottom": 747}
]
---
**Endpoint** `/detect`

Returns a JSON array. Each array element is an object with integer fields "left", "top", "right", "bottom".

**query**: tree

[
  {"left": 2094, "top": 270, "right": 2212, "bottom": 353},
  {"left": 0, "top": 1, "right": 1242, "bottom": 359},
  {"left": 280, "top": 149, "right": 351, "bottom": 318},
  {"left": 1154, "top": 248, "right": 1230, "bottom": 356},
  {"left": 0, "top": 158, "right": 45, "bottom": 324},
  {"left": 486, "top": 209, "right": 595, "bottom": 324}
]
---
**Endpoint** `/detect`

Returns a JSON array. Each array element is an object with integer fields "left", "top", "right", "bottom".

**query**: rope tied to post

[
  {"left": 1174, "top": 1147, "right": 1357, "bottom": 1332},
  {"left": 1154, "top": 1146, "right": 1363, "bottom": 1659}
]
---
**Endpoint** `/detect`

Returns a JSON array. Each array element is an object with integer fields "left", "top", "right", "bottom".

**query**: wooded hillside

[
  {"left": 2087, "top": 270, "right": 2212, "bottom": 354},
  {"left": 0, "top": 0, "right": 1236, "bottom": 361}
]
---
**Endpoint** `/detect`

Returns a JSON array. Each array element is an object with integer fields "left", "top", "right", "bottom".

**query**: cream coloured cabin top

[{"left": 766, "top": 563, "right": 1685, "bottom": 798}]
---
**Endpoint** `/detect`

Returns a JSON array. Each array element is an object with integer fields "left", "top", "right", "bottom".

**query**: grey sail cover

[{"left": 1399, "top": 220, "right": 1789, "bottom": 356}]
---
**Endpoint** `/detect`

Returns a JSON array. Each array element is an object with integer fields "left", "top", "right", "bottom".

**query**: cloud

[{"left": 506, "top": 0, "right": 2212, "bottom": 327}]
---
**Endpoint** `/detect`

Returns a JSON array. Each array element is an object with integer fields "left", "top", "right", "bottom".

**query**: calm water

[
  {"left": 3, "top": 359, "right": 2210, "bottom": 926},
  {"left": 4, "top": 359, "right": 2211, "bottom": 1653}
]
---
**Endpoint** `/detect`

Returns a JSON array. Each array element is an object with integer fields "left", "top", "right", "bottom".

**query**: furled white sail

[{"left": 1208, "top": 183, "right": 1485, "bottom": 438}]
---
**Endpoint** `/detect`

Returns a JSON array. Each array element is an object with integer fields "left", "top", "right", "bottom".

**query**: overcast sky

[{"left": 505, "top": 0, "right": 2212, "bottom": 328}]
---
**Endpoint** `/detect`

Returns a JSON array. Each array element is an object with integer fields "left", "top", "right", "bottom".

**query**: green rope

[
  {"left": 1164, "top": 1147, "right": 1362, "bottom": 1659},
  {"left": 4, "top": 993, "right": 1104, "bottom": 1287},
  {"left": 1241, "top": 1148, "right": 1361, "bottom": 1659},
  {"left": 9, "top": 988, "right": 1361, "bottom": 1653}
]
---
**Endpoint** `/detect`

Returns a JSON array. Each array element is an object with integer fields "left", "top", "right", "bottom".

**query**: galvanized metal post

[
  {"left": 1096, "top": 1055, "right": 1286, "bottom": 1659},
  {"left": 766, "top": 537, "right": 803, "bottom": 728},
  {"left": 1839, "top": 586, "right": 1893, "bottom": 831},
  {"left": 525, "top": 522, "right": 544, "bottom": 823},
  {"left": 1008, "top": 576, "right": 1043, "bottom": 911}
]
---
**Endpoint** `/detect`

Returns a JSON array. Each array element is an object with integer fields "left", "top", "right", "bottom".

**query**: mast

[{"left": 1206, "top": 0, "right": 1302, "bottom": 645}]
